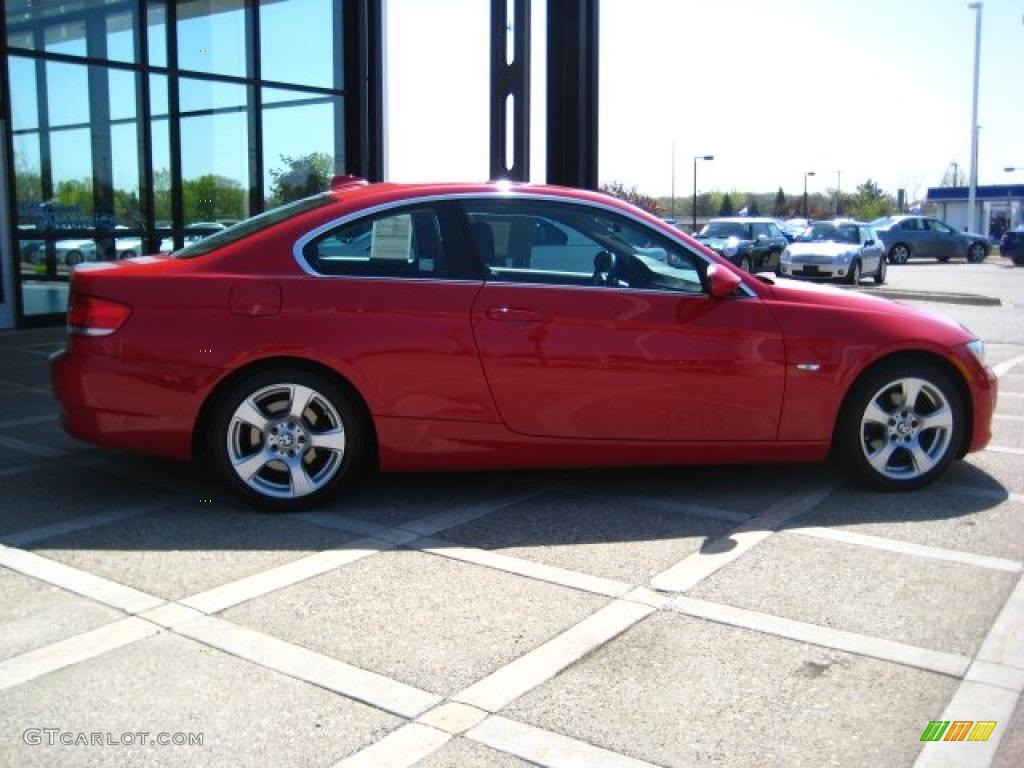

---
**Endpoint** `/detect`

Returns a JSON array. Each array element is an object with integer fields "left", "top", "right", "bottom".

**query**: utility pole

[{"left": 967, "top": 2, "right": 982, "bottom": 232}]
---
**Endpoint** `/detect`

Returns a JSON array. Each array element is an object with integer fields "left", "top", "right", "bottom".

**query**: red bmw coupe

[{"left": 51, "top": 180, "right": 996, "bottom": 510}]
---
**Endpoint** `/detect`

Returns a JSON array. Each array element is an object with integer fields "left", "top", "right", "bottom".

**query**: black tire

[
  {"left": 739, "top": 254, "right": 753, "bottom": 273},
  {"left": 967, "top": 243, "right": 987, "bottom": 263},
  {"left": 936, "top": 255, "right": 950, "bottom": 263},
  {"left": 845, "top": 259, "right": 862, "bottom": 285},
  {"left": 837, "top": 359, "right": 964, "bottom": 491},
  {"left": 209, "top": 368, "right": 367, "bottom": 511},
  {"left": 65, "top": 250, "right": 83, "bottom": 266},
  {"left": 888, "top": 243, "right": 910, "bottom": 264},
  {"left": 873, "top": 256, "right": 886, "bottom": 285}
]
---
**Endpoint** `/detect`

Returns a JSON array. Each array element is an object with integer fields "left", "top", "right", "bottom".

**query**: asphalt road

[{"left": 0, "top": 258, "right": 1022, "bottom": 768}]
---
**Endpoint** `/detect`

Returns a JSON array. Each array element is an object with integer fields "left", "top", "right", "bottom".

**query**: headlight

[
  {"left": 838, "top": 251, "right": 855, "bottom": 263},
  {"left": 966, "top": 339, "right": 985, "bottom": 365},
  {"left": 781, "top": 248, "right": 791, "bottom": 263},
  {"left": 723, "top": 237, "right": 740, "bottom": 258}
]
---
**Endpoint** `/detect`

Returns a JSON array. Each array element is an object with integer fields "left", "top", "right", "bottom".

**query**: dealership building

[
  {"left": 925, "top": 184, "right": 1024, "bottom": 240},
  {"left": 0, "top": 0, "right": 599, "bottom": 331}
]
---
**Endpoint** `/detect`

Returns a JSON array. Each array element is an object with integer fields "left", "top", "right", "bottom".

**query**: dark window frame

[
  {"left": 2, "top": 0, "right": 380, "bottom": 326},
  {"left": 301, "top": 201, "right": 480, "bottom": 281},
  {"left": 457, "top": 198, "right": 711, "bottom": 295}
]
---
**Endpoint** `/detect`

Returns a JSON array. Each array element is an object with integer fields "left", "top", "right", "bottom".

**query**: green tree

[
  {"left": 852, "top": 179, "right": 895, "bottom": 221},
  {"left": 599, "top": 181, "right": 664, "bottom": 215},
  {"left": 773, "top": 187, "right": 786, "bottom": 216},
  {"left": 54, "top": 178, "right": 95, "bottom": 215},
  {"left": 747, "top": 195, "right": 760, "bottom": 216},
  {"left": 268, "top": 152, "right": 335, "bottom": 206},
  {"left": 182, "top": 174, "right": 246, "bottom": 223},
  {"left": 718, "top": 193, "right": 734, "bottom": 216}
]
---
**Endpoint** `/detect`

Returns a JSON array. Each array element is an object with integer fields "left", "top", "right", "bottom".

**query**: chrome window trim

[{"left": 292, "top": 191, "right": 757, "bottom": 298}]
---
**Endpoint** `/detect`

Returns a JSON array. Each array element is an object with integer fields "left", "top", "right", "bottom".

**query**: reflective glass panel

[
  {"left": 260, "top": 0, "right": 340, "bottom": 88},
  {"left": 177, "top": 0, "right": 247, "bottom": 78}
]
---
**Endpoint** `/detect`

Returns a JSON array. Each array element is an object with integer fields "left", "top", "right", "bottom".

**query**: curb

[{"left": 854, "top": 288, "right": 1001, "bottom": 307}]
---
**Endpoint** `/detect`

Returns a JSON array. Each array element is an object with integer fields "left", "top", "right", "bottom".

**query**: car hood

[
  {"left": 764, "top": 277, "right": 972, "bottom": 339},
  {"left": 786, "top": 242, "right": 859, "bottom": 257},
  {"left": 696, "top": 236, "right": 751, "bottom": 250}
]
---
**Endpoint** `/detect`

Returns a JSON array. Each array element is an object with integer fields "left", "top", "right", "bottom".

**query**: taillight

[{"left": 67, "top": 293, "right": 132, "bottom": 336}]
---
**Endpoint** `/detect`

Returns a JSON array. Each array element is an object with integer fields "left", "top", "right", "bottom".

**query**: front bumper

[{"left": 779, "top": 262, "right": 853, "bottom": 279}]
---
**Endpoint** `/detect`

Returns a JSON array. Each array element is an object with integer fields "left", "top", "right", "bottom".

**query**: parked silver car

[
  {"left": 779, "top": 219, "right": 886, "bottom": 284},
  {"left": 872, "top": 215, "right": 989, "bottom": 264}
]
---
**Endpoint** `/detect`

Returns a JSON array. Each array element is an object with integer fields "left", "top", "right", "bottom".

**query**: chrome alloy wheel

[
  {"left": 226, "top": 383, "right": 346, "bottom": 499},
  {"left": 859, "top": 377, "right": 953, "bottom": 480}
]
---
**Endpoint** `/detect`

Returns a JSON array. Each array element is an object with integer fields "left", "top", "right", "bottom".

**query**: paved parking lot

[{"left": 1, "top": 259, "right": 1023, "bottom": 767}]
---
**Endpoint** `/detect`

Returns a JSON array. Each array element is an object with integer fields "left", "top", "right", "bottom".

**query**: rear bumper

[{"left": 50, "top": 340, "right": 214, "bottom": 460}]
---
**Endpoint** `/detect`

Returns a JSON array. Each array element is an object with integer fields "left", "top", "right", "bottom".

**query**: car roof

[{"left": 707, "top": 217, "right": 778, "bottom": 223}]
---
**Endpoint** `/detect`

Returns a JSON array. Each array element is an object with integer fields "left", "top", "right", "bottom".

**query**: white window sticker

[{"left": 370, "top": 214, "right": 414, "bottom": 261}]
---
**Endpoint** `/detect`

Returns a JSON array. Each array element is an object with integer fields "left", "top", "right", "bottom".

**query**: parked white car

[{"left": 780, "top": 219, "right": 886, "bottom": 284}]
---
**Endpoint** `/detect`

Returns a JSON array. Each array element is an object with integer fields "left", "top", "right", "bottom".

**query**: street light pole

[
  {"left": 967, "top": 2, "right": 983, "bottom": 232},
  {"left": 670, "top": 142, "right": 676, "bottom": 220},
  {"left": 803, "top": 171, "right": 816, "bottom": 218},
  {"left": 692, "top": 155, "right": 714, "bottom": 233}
]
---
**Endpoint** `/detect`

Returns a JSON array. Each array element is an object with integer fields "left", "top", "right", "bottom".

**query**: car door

[
  {"left": 294, "top": 202, "right": 499, "bottom": 423},
  {"left": 925, "top": 219, "right": 959, "bottom": 260},
  {"left": 461, "top": 198, "right": 787, "bottom": 442},
  {"left": 897, "top": 217, "right": 927, "bottom": 257},
  {"left": 859, "top": 226, "right": 882, "bottom": 273},
  {"left": 751, "top": 222, "right": 774, "bottom": 270}
]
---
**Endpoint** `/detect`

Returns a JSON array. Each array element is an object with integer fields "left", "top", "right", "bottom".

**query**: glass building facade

[{"left": 1, "top": 0, "right": 379, "bottom": 328}]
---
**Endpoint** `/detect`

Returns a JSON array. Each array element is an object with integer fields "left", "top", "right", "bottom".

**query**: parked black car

[
  {"left": 694, "top": 217, "right": 788, "bottom": 272},
  {"left": 872, "top": 215, "right": 990, "bottom": 264},
  {"left": 1002, "top": 227, "right": 1024, "bottom": 266}
]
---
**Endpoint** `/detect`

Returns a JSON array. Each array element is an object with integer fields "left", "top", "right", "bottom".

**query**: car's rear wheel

[
  {"left": 845, "top": 259, "right": 862, "bottom": 285},
  {"left": 888, "top": 244, "right": 910, "bottom": 264},
  {"left": 65, "top": 250, "right": 83, "bottom": 266},
  {"left": 967, "top": 243, "right": 987, "bottom": 263},
  {"left": 838, "top": 360, "right": 963, "bottom": 491},
  {"left": 210, "top": 369, "right": 365, "bottom": 511},
  {"left": 873, "top": 256, "right": 887, "bottom": 285}
]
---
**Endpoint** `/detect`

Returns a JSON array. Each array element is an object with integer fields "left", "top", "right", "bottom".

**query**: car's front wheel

[
  {"left": 210, "top": 369, "right": 365, "bottom": 511},
  {"left": 845, "top": 259, "right": 862, "bottom": 285},
  {"left": 888, "top": 244, "right": 910, "bottom": 264},
  {"left": 967, "top": 243, "right": 987, "bottom": 263},
  {"left": 838, "top": 360, "right": 963, "bottom": 491},
  {"left": 873, "top": 256, "right": 886, "bottom": 285}
]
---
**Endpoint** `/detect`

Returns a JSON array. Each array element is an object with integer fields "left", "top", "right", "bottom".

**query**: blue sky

[
  {"left": 388, "top": 0, "right": 1024, "bottom": 201},
  {"left": 12, "top": 0, "right": 1023, "bottom": 206}
]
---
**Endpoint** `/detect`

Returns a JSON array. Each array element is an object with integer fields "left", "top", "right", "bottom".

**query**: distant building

[{"left": 926, "top": 185, "right": 1024, "bottom": 239}]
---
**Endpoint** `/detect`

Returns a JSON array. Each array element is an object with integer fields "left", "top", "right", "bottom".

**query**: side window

[
  {"left": 751, "top": 222, "right": 770, "bottom": 239},
  {"left": 900, "top": 218, "right": 923, "bottom": 232},
  {"left": 463, "top": 200, "right": 706, "bottom": 294},
  {"left": 928, "top": 220, "right": 954, "bottom": 234},
  {"left": 767, "top": 223, "right": 783, "bottom": 239},
  {"left": 304, "top": 206, "right": 454, "bottom": 278}
]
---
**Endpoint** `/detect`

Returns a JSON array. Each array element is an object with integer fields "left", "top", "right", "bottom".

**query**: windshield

[
  {"left": 172, "top": 194, "right": 335, "bottom": 259},
  {"left": 699, "top": 222, "right": 751, "bottom": 239},
  {"left": 797, "top": 223, "right": 860, "bottom": 244}
]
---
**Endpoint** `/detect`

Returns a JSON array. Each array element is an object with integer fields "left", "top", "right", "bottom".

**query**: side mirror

[
  {"left": 864, "top": 239, "right": 875, "bottom": 246},
  {"left": 707, "top": 263, "right": 743, "bottom": 297}
]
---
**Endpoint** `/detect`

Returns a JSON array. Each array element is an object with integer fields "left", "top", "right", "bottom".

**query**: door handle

[{"left": 486, "top": 307, "right": 544, "bottom": 323}]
